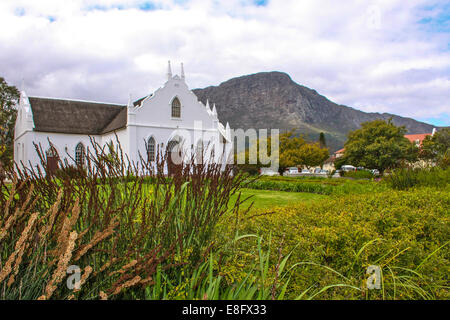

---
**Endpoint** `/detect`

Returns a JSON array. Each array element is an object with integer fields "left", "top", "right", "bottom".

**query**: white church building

[{"left": 14, "top": 62, "right": 233, "bottom": 174}]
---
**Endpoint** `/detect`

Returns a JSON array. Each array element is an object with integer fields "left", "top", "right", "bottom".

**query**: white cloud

[{"left": 0, "top": 0, "right": 448, "bottom": 124}]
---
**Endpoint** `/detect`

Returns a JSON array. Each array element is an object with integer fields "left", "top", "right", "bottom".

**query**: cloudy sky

[{"left": 0, "top": 0, "right": 449, "bottom": 126}]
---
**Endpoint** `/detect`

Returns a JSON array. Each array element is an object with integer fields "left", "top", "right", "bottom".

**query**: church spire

[
  {"left": 212, "top": 103, "right": 217, "bottom": 118},
  {"left": 167, "top": 60, "right": 172, "bottom": 80},
  {"left": 181, "top": 62, "right": 185, "bottom": 81}
]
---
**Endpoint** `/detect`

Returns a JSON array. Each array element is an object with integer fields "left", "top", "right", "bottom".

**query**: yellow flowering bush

[{"left": 216, "top": 186, "right": 449, "bottom": 299}]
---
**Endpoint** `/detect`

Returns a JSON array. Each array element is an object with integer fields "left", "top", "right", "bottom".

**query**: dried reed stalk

[
  {"left": 111, "top": 275, "right": 141, "bottom": 296},
  {"left": 74, "top": 218, "right": 118, "bottom": 262},
  {"left": 99, "top": 291, "right": 108, "bottom": 300},
  {"left": 73, "top": 266, "right": 93, "bottom": 293},
  {"left": 108, "top": 259, "right": 137, "bottom": 277},
  {"left": 44, "top": 230, "right": 78, "bottom": 299},
  {"left": 0, "top": 212, "right": 39, "bottom": 284}
]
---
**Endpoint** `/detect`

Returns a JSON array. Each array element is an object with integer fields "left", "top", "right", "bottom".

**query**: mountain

[{"left": 193, "top": 71, "right": 437, "bottom": 152}]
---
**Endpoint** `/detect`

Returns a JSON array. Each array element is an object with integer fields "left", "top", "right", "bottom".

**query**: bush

[
  {"left": 246, "top": 179, "right": 333, "bottom": 195},
  {"left": 342, "top": 170, "right": 373, "bottom": 179},
  {"left": 385, "top": 167, "right": 450, "bottom": 190},
  {"left": 217, "top": 187, "right": 450, "bottom": 299}
]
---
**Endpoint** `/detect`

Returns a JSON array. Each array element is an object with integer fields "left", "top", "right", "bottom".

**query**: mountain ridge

[{"left": 192, "top": 71, "right": 439, "bottom": 152}]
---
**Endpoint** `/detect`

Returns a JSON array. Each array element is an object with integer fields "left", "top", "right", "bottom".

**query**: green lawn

[{"left": 230, "top": 188, "right": 326, "bottom": 210}]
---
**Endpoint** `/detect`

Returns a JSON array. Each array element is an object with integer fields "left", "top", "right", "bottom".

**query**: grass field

[{"left": 229, "top": 188, "right": 326, "bottom": 210}]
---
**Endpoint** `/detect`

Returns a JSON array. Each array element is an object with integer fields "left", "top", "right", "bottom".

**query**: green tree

[
  {"left": 278, "top": 129, "right": 306, "bottom": 173},
  {"left": 420, "top": 128, "right": 450, "bottom": 168},
  {"left": 0, "top": 77, "right": 20, "bottom": 168},
  {"left": 318, "top": 132, "right": 326, "bottom": 148},
  {"left": 279, "top": 129, "right": 329, "bottom": 173},
  {"left": 297, "top": 142, "right": 329, "bottom": 169},
  {"left": 338, "top": 119, "right": 418, "bottom": 172}
]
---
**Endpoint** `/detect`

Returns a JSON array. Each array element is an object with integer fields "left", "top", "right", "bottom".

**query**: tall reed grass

[{"left": 0, "top": 136, "right": 249, "bottom": 299}]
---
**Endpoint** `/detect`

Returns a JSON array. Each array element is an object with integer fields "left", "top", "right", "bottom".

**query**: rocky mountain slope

[{"left": 193, "top": 72, "right": 436, "bottom": 151}]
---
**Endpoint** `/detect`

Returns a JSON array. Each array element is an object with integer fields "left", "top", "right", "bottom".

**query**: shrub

[
  {"left": 342, "top": 170, "right": 373, "bottom": 179},
  {"left": 217, "top": 187, "right": 450, "bottom": 299},
  {"left": 385, "top": 167, "right": 450, "bottom": 190},
  {"left": 246, "top": 179, "right": 333, "bottom": 195}
]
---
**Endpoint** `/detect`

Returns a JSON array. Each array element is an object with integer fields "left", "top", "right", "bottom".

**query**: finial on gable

[
  {"left": 181, "top": 62, "right": 185, "bottom": 81},
  {"left": 225, "top": 122, "right": 231, "bottom": 140},
  {"left": 127, "top": 93, "right": 133, "bottom": 108},
  {"left": 19, "top": 79, "right": 30, "bottom": 107},
  {"left": 167, "top": 60, "right": 172, "bottom": 80}
]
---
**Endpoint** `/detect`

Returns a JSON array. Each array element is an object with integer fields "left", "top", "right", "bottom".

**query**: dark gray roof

[
  {"left": 133, "top": 96, "right": 147, "bottom": 107},
  {"left": 29, "top": 97, "right": 128, "bottom": 135}
]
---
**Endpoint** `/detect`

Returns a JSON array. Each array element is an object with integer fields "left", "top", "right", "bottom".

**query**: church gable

[{"left": 132, "top": 65, "right": 217, "bottom": 129}]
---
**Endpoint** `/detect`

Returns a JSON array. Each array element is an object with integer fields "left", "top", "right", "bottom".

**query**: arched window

[
  {"left": 75, "top": 143, "right": 85, "bottom": 167},
  {"left": 147, "top": 137, "right": 155, "bottom": 162},
  {"left": 171, "top": 97, "right": 181, "bottom": 118}
]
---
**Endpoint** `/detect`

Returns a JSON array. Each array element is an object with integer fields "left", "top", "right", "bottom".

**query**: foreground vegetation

[{"left": 0, "top": 139, "right": 448, "bottom": 300}]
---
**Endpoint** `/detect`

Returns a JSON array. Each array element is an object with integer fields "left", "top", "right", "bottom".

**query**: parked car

[
  {"left": 341, "top": 165, "right": 356, "bottom": 172},
  {"left": 319, "top": 169, "right": 328, "bottom": 175},
  {"left": 287, "top": 167, "right": 298, "bottom": 174},
  {"left": 370, "top": 169, "right": 380, "bottom": 176},
  {"left": 301, "top": 169, "right": 311, "bottom": 174},
  {"left": 314, "top": 168, "right": 321, "bottom": 174},
  {"left": 356, "top": 166, "right": 365, "bottom": 171}
]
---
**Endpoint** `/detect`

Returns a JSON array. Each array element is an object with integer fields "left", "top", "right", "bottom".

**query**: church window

[
  {"left": 75, "top": 143, "right": 85, "bottom": 167},
  {"left": 147, "top": 137, "right": 155, "bottom": 162},
  {"left": 171, "top": 97, "right": 181, "bottom": 118}
]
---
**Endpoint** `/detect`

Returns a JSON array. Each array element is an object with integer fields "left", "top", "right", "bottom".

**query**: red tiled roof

[
  {"left": 404, "top": 133, "right": 432, "bottom": 144},
  {"left": 335, "top": 148, "right": 345, "bottom": 154}
]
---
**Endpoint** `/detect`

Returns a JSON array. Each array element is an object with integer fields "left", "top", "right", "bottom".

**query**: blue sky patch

[
  {"left": 418, "top": 2, "right": 450, "bottom": 33},
  {"left": 139, "top": 2, "right": 159, "bottom": 11},
  {"left": 253, "top": 0, "right": 269, "bottom": 6},
  {"left": 420, "top": 114, "right": 450, "bottom": 127},
  {"left": 14, "top": 7, "right": 25, "bottom": 17},
  {"left": 86, "top": 4, "right": 125, "bottom": 12}
]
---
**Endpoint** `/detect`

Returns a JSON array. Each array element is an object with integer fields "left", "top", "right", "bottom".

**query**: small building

[
  {"left": 334, "top": 148, "right": 345, "bottom": 158},
  {"left": 404, "top": 132, "right": 433, "bottom": 147}
]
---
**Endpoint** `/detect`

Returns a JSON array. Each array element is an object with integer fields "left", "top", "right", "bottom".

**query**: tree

[
  {"left": 297, "top": 142, "right": 329, "bottom": 169},
  {"left": 0, "top": 77, "right": 20, "bottom": 168},
  {"left": 338, "top": 119, "right": 418, "bottom": 172},
  {"left": 278, "top": 129, "right": 329, "bottom": 173},
  {"left": 420, "top": 128, "right": 450, "bottom": 168},
  {"left": 318, "top": 132, "right": 327, "bottom": 148},
  {"left": 278, "top": 129, "right": 306, "bottom": 173}
]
